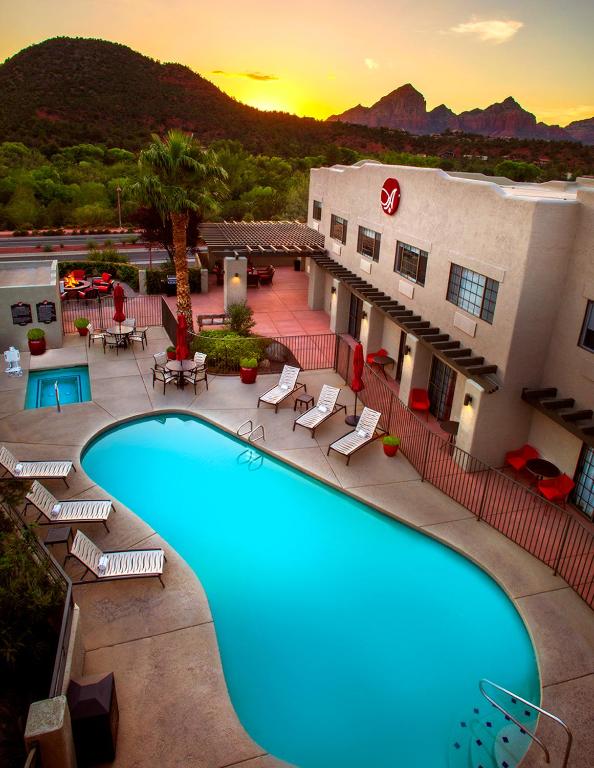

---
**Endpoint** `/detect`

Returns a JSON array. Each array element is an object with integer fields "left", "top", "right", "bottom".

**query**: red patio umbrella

[
  {"left": 176, "top": 313, "right": 189, "bottom": 361},
  {"left": 112, "top": 283, "right": 126, "bottom": 329},
  {"left": 350, "top": 342, "right": 364, "bottom": 417}
]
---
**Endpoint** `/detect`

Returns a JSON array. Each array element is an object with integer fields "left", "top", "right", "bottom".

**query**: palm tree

[{"left": 135, "top": 130, "right": 226, "bottom": 326}]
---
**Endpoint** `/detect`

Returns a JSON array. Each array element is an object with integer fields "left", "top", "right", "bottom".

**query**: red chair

[
  {"left": 257, "top": 265, "right": 275, "bottom": 285},
  {"left": 537, "top": 474, "right": 575, "bottom": 506},
  {"left": 409, "top": 388, "right": 430, "bottom": 420},
  {"left": 366, "top": 347, "right": 387, "bottom": 365},
  {"left": 505, "top": 444, "right": 539, "bottom": 472},
  {"left": 72, "top": 269, "right": 86, "bottom": 281},
  {"left": 93, "top": 272, "right": 113, "bottom": 294}
]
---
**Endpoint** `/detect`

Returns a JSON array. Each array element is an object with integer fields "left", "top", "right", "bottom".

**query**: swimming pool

[
  {"left": 25, "top": 366, "right": 91, "bottom": 409},
  {"left": 82, "top": 413, "right": 540, "bottom": 768}
]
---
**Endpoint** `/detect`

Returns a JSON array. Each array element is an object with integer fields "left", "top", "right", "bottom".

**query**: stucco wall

[{"left": 0, "top": 260, "right": 62, "bottom": 353}]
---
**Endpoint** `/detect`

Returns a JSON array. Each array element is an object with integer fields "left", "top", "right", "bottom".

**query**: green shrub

[
  {"left": 228, "top": 301, "right": 255, "bottom": 335},
  {"left": 73, "top": 317, "right": 90, "bottom": 329},
  {"left": 42, "top": 244, "right": 53, "bottom": 252},
  {"left": 88, "top": 246, "right": 129, "bottom": 263},
  {"left": 86, "top": 239, "right": 98, "bottom": 250},
  {"left": 240, "top": 357, "right": 257, "bottom": 368},
  {"left": 166, "top": 345, "right": 175, "bottom": 353},
  {"left": 382, "top": 435, "right": 401, "bottom": 446},
  {"left": 190, "top": 331, "right": 267, "bottom": 372},
  {"left": 26, "top": 328, "right": 45, "bottom": 341}
]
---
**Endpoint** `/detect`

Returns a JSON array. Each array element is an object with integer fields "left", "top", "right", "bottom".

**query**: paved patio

[
  {"left": 1, "top": 330, "right": 593, "bottom": 768},
  {"left": 165, "top": 267, "right": 331, "bottom": 336}
]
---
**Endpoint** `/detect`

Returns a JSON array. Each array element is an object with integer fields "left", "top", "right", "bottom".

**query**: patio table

[
  {"left": 372, "top": 354, "right": 394, "bottom": 379},
  {"left": 525, "top": 458, "right": 560, "bottom": 481},
  {"left": 166, "top": 359, "right": 196, "bottom": 389},
  {"left": 105, "top": 325, "right": 133, "bottom": 350}
]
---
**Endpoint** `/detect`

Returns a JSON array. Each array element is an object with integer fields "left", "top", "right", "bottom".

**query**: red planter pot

[
  {"left": 240, "top": 366, "right": 258, "bottom": 384},
  {"left": 28, "top": 339, "right": 46, "bottom": 356},
  {"left": 77, "top": 327, "right": 89, "bottom": 336},
  {"left": 166, "top": 350, "right": 176, "bottom": 361},
  {"left": 383, "top": 443, "right": 399, "bottom": 457}
]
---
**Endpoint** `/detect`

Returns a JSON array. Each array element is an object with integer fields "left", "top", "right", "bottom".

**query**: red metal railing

[
  {"left": 61, "top": 295, "right": 163, "bottom": 333},
  {"left": 336, "top": 335, "right": 594, "bottom": 609}
]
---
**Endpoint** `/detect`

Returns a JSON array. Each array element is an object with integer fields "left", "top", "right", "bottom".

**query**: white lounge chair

[
  {"left": 293, "top": 385, "right": 345, "bottom": 438},
  {"left": 24, "top": 480, "right": 113, "bottom": 532},
  {"left": 257, "top": 365, "right": 305, "bottom": 413},
  {"left": 87, "top": 323, "right": 106, "bottom": 348},
  {"left": 153, "top": 351, "right": 168, "bottom": 372},
  {"left": 66, "top": 530, "right": 165, "bottom": 588},
  {"left": 193, "top": 352, "right": 207, "bottom": 369},
  {"left": 0, "top": 445, "right": 74, "bottom": 488},
  {"left": 327, "top": 407, "right": 382, "bottom": 465}
]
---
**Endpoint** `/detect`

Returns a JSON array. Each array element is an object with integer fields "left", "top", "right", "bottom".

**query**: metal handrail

[
  {"left": 479, "top": 679, "right": 572, "bottom": 768},
  {"left": 237, "top": 420, "right": 253, "bottom": 437},
  {"left": 54, "top": 381, "right": 61, "bottom": 413},
  {"left": 248, "top": 425, "right": 265, "bottom": 443}
]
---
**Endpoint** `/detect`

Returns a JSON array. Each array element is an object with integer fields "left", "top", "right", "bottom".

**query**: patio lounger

[
  {"left": 293, "top": 385, "right": 345, "bottom": 438},
  {"left": 327, "top": 407, "right": 382, "bottom": 465},
  {"left": 0, "top": 445, "right": 74, "bottom": 488},
  {"left": 193, "top": 352, "right": 207, "bottom": 370},
  {"left": 257, "top": 365, "right": 305, "bottom": 413},
  {"left": 66, "top": 530, "right": 165, "bottom": 587},
  {"left": 24, "top": 480, "right": 113, "bottom": 532}
]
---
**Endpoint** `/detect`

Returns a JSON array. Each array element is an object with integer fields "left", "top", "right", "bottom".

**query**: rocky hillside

[{"left": 328, "top": 84, "right": 594, "bottom": 144}]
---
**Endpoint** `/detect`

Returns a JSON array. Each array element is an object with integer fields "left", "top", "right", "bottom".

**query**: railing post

[
  {"left": 552, "top": 513, "right": 573, "bottom": 576},
  {"left": 333, "top": 333, "right": 339, "bottom": 372},
  {"left": 421, "top": 429, "right": 431, "bottom": 482},
  {"left": 476, "top": 469, "right": 490, "bottom": 522}
]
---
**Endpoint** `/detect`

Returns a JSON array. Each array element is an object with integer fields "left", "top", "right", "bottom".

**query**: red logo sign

[{"left": 381, "top": 178, "right": 401, "bottom": 215}]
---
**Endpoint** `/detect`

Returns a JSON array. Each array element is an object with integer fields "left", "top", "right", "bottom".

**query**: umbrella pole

[{"left": 353, "top": 391, "right": 358, "bottom": 416}]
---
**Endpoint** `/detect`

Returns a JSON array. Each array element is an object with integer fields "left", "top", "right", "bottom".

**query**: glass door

[
  {"left": 573, "top": 445, "right": 594, "bottom": 520},
  {"left": 348, "top": 293, "right": 362, "bottom": 340},
  {"left": 428, "top": 357, "right": 457, "bottom": 420}
]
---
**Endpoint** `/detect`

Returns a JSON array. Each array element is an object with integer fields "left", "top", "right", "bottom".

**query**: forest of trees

[{"left": 0, "top": 138, "right": 587, "bottom": 232}]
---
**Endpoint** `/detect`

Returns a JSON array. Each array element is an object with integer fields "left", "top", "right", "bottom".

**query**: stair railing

[{"left": 479, "top": 679, "right": 572, "bottom": 767}]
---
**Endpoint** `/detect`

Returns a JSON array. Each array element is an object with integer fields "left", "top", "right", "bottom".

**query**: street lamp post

[{"left": 116, "top": 186, "right": 122, "bottom": 229}]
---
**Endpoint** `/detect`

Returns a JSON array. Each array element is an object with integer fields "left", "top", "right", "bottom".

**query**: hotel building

[{"left": 306, "top": 162, "right": 594, "bottom": 518}]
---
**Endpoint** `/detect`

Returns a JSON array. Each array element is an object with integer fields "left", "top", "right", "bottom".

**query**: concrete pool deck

[{"left": 1, "top": 329, "right": 593, "bottom": 768}]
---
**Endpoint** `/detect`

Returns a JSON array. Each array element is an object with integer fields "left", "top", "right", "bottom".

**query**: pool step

[{"left": 448, "top": 699, "right": 535, "bottom": 768}]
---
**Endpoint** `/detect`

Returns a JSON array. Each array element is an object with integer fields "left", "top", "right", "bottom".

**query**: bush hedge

[{"left": 190, "top": 330, "right": 268, "bottom": 372}]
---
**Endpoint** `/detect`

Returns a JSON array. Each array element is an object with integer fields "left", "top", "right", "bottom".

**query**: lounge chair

[
  {"left": 193, "top": 352, "right": 207, "bottom": 370},
  {"left": 257, "top": 365, "right": 305, "bottom": 413},
  {"left": 152, "top": 367, "right": 177, "bottom": 394},
  {"left": 153, "top": 351, "right": 168, "bottom": 372},
  {"left": 66, "top": 530, "right": 165, "bottom": 587},
  {"left": 293, "top": 385, "right": 345, "bottom": 438},
  {"left": 327, "top": 407, "right": 382, "bottom": 465},
  {"left": 87, "top": 323, "right": 106, "bottom": 347},
  {"left": 0, "top": 445, "right": 74, "bottom": 488},
  {"left": 24, "top": 480, "right": 113, "bottom": 532}
]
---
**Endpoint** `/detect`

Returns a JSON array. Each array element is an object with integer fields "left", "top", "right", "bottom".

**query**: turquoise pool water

[
  {"left": 82, "top": 414, "right": 540, "bottom": 768},
  {"left": 25, "top": 366, "right": 91, "bottom": 409}
]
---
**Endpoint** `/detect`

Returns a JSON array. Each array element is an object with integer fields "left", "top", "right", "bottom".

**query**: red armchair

[
  {"left": 93, "top": 272, "right": 114, "bottom": 294},
  {"left": 537, "top": 474, "right": 575, "bottom": 506},
  {"left": 257, "top": 265, "right": 275, "bottom": 285},
  {"left": 409, "top": 388, "right": 430, "bottom": 420},
  {"left": 72, "top": 269, "right": 86, "bottom": 281},
  {"left": 505, "top": 444, "right": 539, "bottom": 473},
  {"left": 366, "top": 347, "right": 387, "bottom": 365}
]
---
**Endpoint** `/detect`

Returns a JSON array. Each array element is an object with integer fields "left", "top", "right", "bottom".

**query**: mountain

[
  {"left": 565, "top": 118, "right": 594, "bottom": 145},
  {"left": 328, "top": 86, "right": 593, "bottom": 144},
  {"left": 0, "top": 37, "right": 402, "bottom": 155}
]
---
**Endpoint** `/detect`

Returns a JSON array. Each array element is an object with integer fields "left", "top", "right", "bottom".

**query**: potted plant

[
  {"left": 166, "top": 345, "right": 176, "bottom": 361},
  {"left": 27, "top": 327, "right": 46, "bottom": 355},
  {"left": 382, "top": 435, "right": 400, "bottom": 457},
  {"left": 73, "top": 317, "right": 90, "bottom": 336},
  {"left": 239, "top": 357, "right": 258, "bottom": 384}
]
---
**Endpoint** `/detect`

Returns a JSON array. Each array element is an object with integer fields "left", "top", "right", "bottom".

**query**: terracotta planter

[
  {"left": 76, "top": 327, "right": 89, "bottom": 337},
  {"left": 240, "top": 366, "right": 258, "bottom": 384},
  {"left": 166, "top": 350, "right": 176, "bottom": 361},
  {"left": 383, "top": 443, "right": 399, "bottom": 457},
  {"left": 28, "top": 338, "right": 46, "bottom": 356}
]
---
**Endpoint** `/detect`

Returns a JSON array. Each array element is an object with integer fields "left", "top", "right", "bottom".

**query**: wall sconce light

[
  {"left": 234, "top": 272, "right": 240, "bottom": 278},
  {"left": 331, "top": 286, "right": 337, "bottom": 295},
  {"left": 404, "top": 345, "right": 411, "bottom": 356},
  {"left": 231, "top": 272, "right": 241, "bottom": 285},
  {"left": 361, "top": 310, "right": 368, "bottom": 319},
  {"left": 464, "top": 393, "right": 473, "bottom": 407}
]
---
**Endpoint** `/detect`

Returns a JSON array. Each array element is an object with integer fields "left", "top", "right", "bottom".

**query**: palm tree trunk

[{"left": 171, "top": 212, "right": 192, "bottom": 328}]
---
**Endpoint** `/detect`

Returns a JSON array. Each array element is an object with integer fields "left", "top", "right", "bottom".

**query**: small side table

[
  {"left": 294, "top": 393, "right": 314, "bottom": 412},
  {"left": 45, "top": 525, "right": 73, "bottom": 564}
]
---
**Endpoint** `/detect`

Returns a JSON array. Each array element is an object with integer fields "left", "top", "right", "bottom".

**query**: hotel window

[
  {"left": 357, "top": 226, "right": 381, "bottom": 262},
  {"left": 394, "top": 241, "right": 428, "bottom": 286},
  {"left": 447, "top": 264, "right": 499, "bottom": 324},
  {"left": 579, "top": 300, "right": 594, "bottom": 353},
  {"left": 330, "top": 214, "right": 348, "bottom": 244},
  {"left": 312, "top": 199, "right": 322, "bottom": 221}
]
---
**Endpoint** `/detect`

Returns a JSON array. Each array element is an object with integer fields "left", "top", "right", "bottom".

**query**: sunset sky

[{"left": 1, "top": 0, "right": 593, "bottom": 125}]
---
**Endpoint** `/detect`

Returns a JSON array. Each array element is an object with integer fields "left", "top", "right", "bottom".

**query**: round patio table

[
  {"left": 525, "top": 458, "right": 560, "bottom": 480},
  {"left": 372, "top": 354, "right": 395, "bottom": 379},
  {"left": 439, "top": 420, "right": 459, "bottom": 445},
  {"left": 63, "top": 280, "right": 91, "bottom": 293},
  {"left": 166, "top": 359, "right": 196, "bottom": 389}
]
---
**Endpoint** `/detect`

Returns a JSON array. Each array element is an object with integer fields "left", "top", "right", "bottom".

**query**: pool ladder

[
  {"left": 478, "top": 679, "right": 572, "bottom": 767},
  {"left": 236, "top": 420, "right": 266, "bottom": 470},
  {"left": 54, "top": 381, "right": 61, "bottom": 413}
]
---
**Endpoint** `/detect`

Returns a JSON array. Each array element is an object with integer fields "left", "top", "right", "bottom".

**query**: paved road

[
  {"left": 0, "top": 233, "right": 136, "bottom": 250},
  {"left": 0, "top": 246, "right": 175, "bottom": 266}
]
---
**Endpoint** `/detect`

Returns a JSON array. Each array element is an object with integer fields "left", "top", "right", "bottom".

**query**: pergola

[{"left": 198, "top": 221, "right": 325, "bottom": 258}]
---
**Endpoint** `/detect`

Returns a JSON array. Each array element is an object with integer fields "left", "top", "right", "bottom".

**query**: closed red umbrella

[
  {"left": 176, "top": 313, "right": 189, "bottom": 361},
  {"left": 350, "top": 342, "right": 364, "bottom": 418},
  {"left": 112, "top": 283, "right": 126, "bottom": 329}
]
